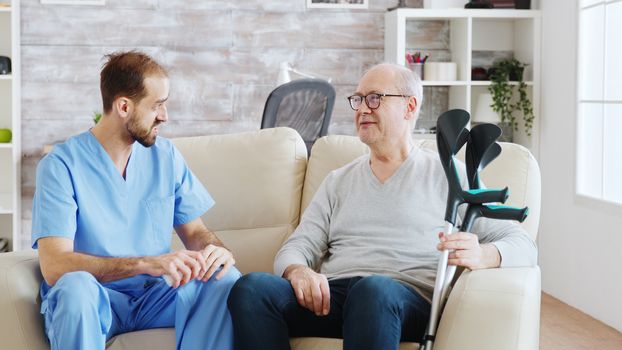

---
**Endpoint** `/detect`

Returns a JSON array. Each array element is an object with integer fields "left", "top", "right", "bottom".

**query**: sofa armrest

[
  {"left": 435, "top": 266, "right": 541, "bottom": 350},
  {"left": 0, "top": 251, "right": 48, "bottom": 350}
]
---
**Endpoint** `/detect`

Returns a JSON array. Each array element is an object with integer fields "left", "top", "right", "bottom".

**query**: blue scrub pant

[
  {"left": 40, "top": 268, "right": 241, "bottom": 350},
  {"left": 228, "top": 272, "right": 431, "bottom": 350}
]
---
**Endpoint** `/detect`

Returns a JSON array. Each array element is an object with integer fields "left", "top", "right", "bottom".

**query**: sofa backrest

[
  {"left": 172, "top": 128, "right": 307, "bottom": 274},
  {"left": 302, "top": 135, "right": 541, "bottom": 240}
]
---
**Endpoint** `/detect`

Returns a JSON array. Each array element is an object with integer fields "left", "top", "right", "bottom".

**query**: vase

[{"left": 498, "top": 122, "right": 513, "bottom": 143}]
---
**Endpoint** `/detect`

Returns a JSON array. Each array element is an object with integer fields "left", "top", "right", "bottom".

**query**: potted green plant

[
  {"left": 93, "top": 111, "right": 102, "bottom": 124},
  {"left": 487, "top": 58, "right": 535, "bottom": 136}
]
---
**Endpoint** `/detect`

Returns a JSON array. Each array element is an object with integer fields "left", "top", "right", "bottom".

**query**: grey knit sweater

[{"left": 274, "top": 146, "right": 538, "bottom": 302}]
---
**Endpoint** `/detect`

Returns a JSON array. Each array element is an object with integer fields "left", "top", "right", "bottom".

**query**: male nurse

[{"left": 32, "top": 51, "right": 240, "bottom": 350}]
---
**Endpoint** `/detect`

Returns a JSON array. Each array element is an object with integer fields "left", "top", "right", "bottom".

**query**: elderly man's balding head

[
  {"left": 362, "top": 63, "right": 423, "bottom": 119},
  {"left": 352, "top": 63, "right": 422, "bottom": 147}
]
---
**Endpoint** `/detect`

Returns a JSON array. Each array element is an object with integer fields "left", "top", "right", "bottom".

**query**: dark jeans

[{"left": 227, "top": 272, "right": 431, "bottom": 350}]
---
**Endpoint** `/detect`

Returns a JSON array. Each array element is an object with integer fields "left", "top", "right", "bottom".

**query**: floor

[{"left": 540, "top": 293, "right": 622, "bottom": 350}]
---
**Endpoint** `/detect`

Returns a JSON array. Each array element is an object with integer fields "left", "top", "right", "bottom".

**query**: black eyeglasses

[{"left": 346, "top": 93, "right": 411, "bottom": 111}]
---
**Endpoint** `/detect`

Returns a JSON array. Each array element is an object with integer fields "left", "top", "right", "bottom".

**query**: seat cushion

[
  {"left": 290, "top": 338, "right": 419, "bottom": 350},
  {"left": 106, "top": 328, "right": 174, "bottom": 350},
  {"left": 106, "top": 331, "right": 420, "bottom": 350}
]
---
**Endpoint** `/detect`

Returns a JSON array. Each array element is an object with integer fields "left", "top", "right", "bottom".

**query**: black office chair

[{"left": 260, "top": 79, "right": 336, "bottom": 155}]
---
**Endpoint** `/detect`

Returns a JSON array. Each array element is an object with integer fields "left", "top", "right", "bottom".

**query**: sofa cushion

[
  {"left": 290, "top": 337, "right": 419, "bottom": 350},
  {"left": 172, "top": 127, "right": 308, "bottom": 274},
  {"left": 106, "top": 332, "right": 421, "bottom": 350},
  {"left": 301, "top": 135, "right": 369, "bottom": 214},
  {"left": 0, "top": 251, "right": 47, "bottom": 350},
  {"left": 106, "top": 328, "right": 174, "bottom": 350}
]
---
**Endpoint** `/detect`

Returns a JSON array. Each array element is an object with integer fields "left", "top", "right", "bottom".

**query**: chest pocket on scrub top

[{"left": 145, "top": 195, "right": 175, "bottom": 248}]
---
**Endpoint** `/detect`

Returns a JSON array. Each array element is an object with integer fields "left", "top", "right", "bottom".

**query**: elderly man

[
  {"left": 227, "top": 63, "right": 537, "bottom": 350},
  {"left": 32, "top": 51, "right": 240, "bottom": 350}
]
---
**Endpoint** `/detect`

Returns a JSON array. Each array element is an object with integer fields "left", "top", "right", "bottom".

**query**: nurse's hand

[
  {"left": 145, "top": 250, "right": 206, "bottom": 288},
  {"left": 198, "top": 244, "right": 235, "bottom": 282}
]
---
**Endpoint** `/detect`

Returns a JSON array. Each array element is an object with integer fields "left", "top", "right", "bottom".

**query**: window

[{"left": 576, "top": 0, "right": 622, "bottom": 204}]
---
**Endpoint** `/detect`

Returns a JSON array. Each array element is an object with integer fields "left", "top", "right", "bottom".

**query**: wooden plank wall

[{"left": 19, "top": 0, "right": 453, "bottom": 247}]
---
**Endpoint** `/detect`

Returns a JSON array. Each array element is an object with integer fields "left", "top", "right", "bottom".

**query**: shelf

[
  {"left": 0, "top": 193, "right": 12, "bottom": 213},
  {"left": 420, "top": 81, "right": 534, "bottom": 87},
  {"left": 471, "top": 81, "right": 535, "bottom": 86},
  {"left": 385, "top": 6, "right": 541, "bottom": 155},
  {"left": 422, "top": 81, "right": 469, "bottom": 86},
  {"left": 0, "top": 0, "right": 20, "bottom": 251},
  {"left": 413, "top": 133, "right": 436, "bottom": 140},
  {"left": 390, "top": 8, "right": 541, "bottom": 19}
]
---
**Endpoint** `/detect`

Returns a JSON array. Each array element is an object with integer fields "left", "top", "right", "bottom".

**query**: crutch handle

[
  {"left": 464, "top": 187, "right": 509, "bottom": 204},
  {"left": 481, "top": 205, "right": 529, "bottom": 222}
]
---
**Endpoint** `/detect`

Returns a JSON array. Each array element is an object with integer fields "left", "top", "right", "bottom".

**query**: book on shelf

[{"left": 491, "top": 0, "right": 516, "bottom": 8}]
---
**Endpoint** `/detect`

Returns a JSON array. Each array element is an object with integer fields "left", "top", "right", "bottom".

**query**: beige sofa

[{"left": 0, "top": 127, "right": 541, "bottom": 350}]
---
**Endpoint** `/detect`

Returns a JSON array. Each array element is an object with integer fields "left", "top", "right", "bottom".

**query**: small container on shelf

[
  {"left": 0, "top": 56, "right": 11, "bottom": 75},
  {"left": 409, "top": 62, "right": 424, "bottom": 80},
  {"left": 424, "top": 62, "right": 457, "bottom": 81},
  {"left": 406, "top": 51, "right": 428, "bottom": 80},
  {"left": 471, "top": 67, "right": 488, "bottom": 80}
]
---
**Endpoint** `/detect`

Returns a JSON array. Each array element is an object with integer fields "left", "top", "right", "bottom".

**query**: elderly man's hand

[
  {"left": 283, "top": 264, "right": 330, "bottom": 316},
  {"left": 437, "top": 232, "right": 501, "bottom": 269}
]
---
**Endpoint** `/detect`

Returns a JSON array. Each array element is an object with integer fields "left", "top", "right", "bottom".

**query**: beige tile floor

[{"left": 540, "top": 293, "right": 622, "bottom": 350}]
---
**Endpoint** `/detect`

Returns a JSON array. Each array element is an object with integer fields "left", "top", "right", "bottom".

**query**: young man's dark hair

[{"left": 100, "top": 51, "right": 168, "bottom": 114}]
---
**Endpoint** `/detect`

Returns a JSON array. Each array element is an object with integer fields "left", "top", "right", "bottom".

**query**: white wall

[{"left": 539, "top": 0, "right": 622, "bottom": 332}]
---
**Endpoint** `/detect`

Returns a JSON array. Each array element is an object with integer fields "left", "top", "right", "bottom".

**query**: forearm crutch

[
  {"left": 437, "top": 125, "right": 529, "bottom": 314},
  {"left": 421, "top": 118, "right": 528, "bottom": 350},
  {"left": 421, "top": 111, "right": 509, "bottom": 350}
]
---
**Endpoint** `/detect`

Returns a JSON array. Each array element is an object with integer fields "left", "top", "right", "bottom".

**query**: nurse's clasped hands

[
  {"left": 143, "top": 244, "right": 235, "bottom": 288},
  {"left": 198, "top": 244, "right": 236, "bottom": 282},
  {"left": 144, "top": 249, "right": 205, "bottom": 288}
]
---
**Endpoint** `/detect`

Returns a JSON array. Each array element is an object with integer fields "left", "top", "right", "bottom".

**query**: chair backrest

[{"left": 260, "top": 79, "right": 336, "bottom": 154}]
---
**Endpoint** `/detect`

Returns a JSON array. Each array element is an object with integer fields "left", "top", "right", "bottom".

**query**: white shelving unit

[
  {"left": 0, "top": 0, "right": 21, "bottom": 251},
  {"left": 385, "top": 8, "right": 541, "bottom": 154}
]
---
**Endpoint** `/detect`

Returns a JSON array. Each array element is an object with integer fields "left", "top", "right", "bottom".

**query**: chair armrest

[
  {"left": 434, "top": 266, "right": 541, "bottom": 350},
  {"left": 0, "top": 251, "right": 48, "bottom": 350}
]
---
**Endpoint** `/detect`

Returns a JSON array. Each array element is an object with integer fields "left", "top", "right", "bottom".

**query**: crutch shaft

[{"left": 422, "top": 221, "right": 454, "bottom": 350}]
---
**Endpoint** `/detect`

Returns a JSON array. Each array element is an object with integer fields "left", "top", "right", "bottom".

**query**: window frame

[{"left": 575, "top": 0, "right": 622, "bottom": 209}]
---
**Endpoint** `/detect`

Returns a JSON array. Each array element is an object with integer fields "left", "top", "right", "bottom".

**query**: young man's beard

[{"left": 127, "top": 111, "right": 159, "bottom": 147}]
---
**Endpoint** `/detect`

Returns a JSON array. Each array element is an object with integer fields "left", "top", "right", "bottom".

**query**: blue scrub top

[{"left": 31, "top": 131, "right": 214, "bottom": 257}]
